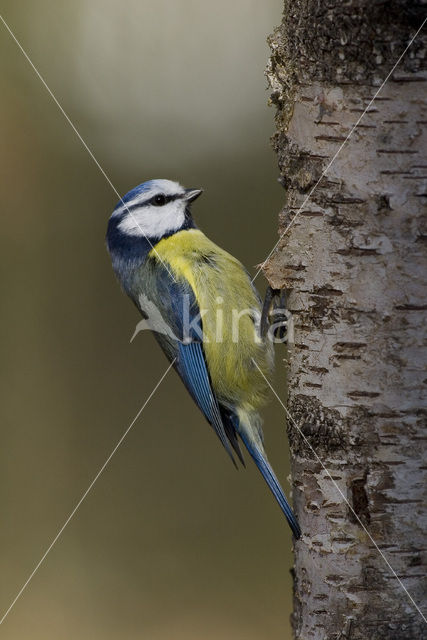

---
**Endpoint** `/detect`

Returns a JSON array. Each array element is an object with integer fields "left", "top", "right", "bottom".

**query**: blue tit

[{"left": 106, "top": 179, "right": 301, "bottom": 539}]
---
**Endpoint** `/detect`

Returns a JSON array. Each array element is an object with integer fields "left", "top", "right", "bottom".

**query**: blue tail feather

[{"left": 238, "top": 430, "right": 301, "bottom": 539}]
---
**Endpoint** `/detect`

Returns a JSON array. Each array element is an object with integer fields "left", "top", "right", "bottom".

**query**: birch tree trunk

[{"left": 264, "top": 2, "right": 427, "bottom": 638}]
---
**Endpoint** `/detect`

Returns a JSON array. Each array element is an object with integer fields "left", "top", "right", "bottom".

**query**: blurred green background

[{"left": 0, "top": 2, "right": 295, "bottom": 638}]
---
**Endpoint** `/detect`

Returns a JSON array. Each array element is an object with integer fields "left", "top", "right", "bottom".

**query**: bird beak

[{"left": 184, "top": 188, "right": 203, "bottom": 203}]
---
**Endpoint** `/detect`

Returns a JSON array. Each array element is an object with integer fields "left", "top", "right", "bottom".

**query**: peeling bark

[{"left": 265, "top": 2, "right": 427, "bottom": 638}]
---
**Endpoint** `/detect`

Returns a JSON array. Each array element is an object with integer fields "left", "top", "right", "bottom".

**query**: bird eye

[{"left": 153, "top": 194, "right": 166, "bottom": 206}]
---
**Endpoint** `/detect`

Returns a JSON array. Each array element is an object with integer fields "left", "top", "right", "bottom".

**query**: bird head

[{"left": 108, "top": 179, "right": 203, "bottom": 241}]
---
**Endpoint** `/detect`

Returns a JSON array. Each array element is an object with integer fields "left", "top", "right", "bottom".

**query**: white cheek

[{"left": 118, "top": 203, "right": 185, "bottom": 237}]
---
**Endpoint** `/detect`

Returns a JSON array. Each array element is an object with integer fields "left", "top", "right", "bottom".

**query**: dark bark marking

[{"left": 350, "top": 476, "right": 371, "bottom": 526}]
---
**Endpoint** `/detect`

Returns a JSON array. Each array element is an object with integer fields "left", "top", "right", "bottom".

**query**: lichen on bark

[{"left": 265, "top": 2, "right": 427, "bottom": 638}]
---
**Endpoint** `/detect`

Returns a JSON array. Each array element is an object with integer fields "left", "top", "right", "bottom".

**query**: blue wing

[{"left": 177, "top": 340, "right": 239, "bottom": 466}]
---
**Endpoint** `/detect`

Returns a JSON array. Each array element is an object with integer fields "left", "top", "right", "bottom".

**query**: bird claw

[{"left": 260, "top": 286, "right": 288, "bottom": 341}]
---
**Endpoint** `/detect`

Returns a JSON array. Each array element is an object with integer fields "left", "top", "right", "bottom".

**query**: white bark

[{"left": 265, "top": 2, "right": 427, "bottom": 637}]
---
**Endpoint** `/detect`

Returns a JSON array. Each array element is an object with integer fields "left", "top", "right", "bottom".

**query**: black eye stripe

[{"left": 124, "top": 193, "right": 182, "bottom": 212}]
